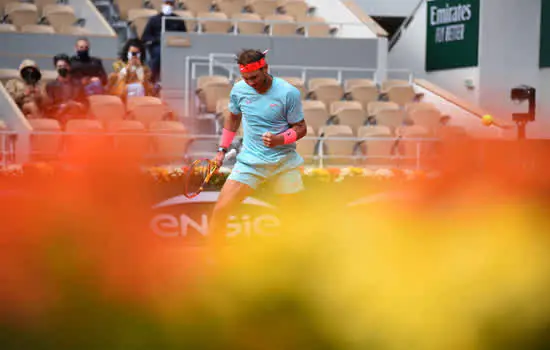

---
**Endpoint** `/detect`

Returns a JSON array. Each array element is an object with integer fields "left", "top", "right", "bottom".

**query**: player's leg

[{"left": 272, "top": 168, "right": 304, "bottom": 233}]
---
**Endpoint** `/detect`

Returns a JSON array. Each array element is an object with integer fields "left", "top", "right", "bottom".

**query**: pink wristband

[
  {"left": 282, "top": 128, "right": 297, "bottom": 144},
  {"left": 220, "top": 128, "right": 236, "bottom": 148}
]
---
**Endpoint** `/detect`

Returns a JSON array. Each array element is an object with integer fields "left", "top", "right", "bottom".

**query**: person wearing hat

[
  {"left": 5, "top": 59, "right": 47, "bottom": 119},
  {"left": 141, "top": 0, "right": 187, "bottom": 83}
]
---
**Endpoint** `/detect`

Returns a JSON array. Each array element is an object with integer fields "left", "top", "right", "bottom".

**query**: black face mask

[
  {"left": 21, "top": 68, "right": 40, "bottom": 84},
  {"left": 58, "top": 68, "right": 69, "bottom": 77},
  {"left": 77, "top": 50, "right": 89, "bottom": 59}
]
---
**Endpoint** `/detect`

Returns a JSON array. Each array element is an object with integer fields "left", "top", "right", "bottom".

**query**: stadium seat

[
  {"left": 302, "top": 100, "right": 328, "bottom": 133},
  {"left": 233, "top": 12, "right": 264, "bottom": 34},
  {"left": 375, "top": 109, "right": 406, "bottom": 132},
  {"left": 182, "top": 0, "right": 212, "bottom": 13},
  {"left": 149, "top": 120, "right": 190, "bottom": 163},
  {"left": 309, "top": 84, "right": 344, "bottom": 109},
  {"left": 197, "top": 11, "right": 231, "bottom": 33},
  {"left": 345, "top": 78, "right": 376, "bottom": 92},
  {"left": 248, "top": 0, "right": 278, "bottom": 17},
  {"left": 174, "top": 10, "right": 196, "bottom": 31},
  {"left": 216, "top": 0, "right": 246, "bottom": 16},
  {"left": 128, "top": 8, "right": 157, "bottom": 38},
  {"left": 64, "top": 119, "right": 106, "bottom": 154},
  {"left": 348, "top": 85, "right": 379, "bottom": 111},
  {"left": 27, "top": 118, "right": 62, "bottom": 160},
  {"left": 33, "top": 0, "right": 58, "bottom": 14},
  {"left": 116, "top": 0, "right": 142, "bottom": 20},
  {"left": 43, "top": 4, "right": 76, "bottom": 32},
  {"left": 282, "top": 0, "right": 309, "bottom": 20},
  {"left": 5, "top": 3, "right": 38, "bottom": 29},
  {"left": 387, "top": 85, "right": 417, "bottom": 106},
  {"left": 397, "top": 125, "right": 432, "bottom": 166},
  {"left": 405, "top": 101, "right": 438, "bottom": 114},
  {"left": 358, "top": 125, "right": 391, "bottom": 138},
  {"left": 409, "top": 109, "right": 441, "bottom": 134},
  {"left": 57, "top": 25, "right": 90, "bottom": 35},
  {"left": 280, "top": 76, "right": 306, "bottom": 98},
  {"left": 319, "top": 124, "right": 356, "bottom": 165},
  {"left": 144, "top": 0, "right": 163, "bottom": 11},
  {"left": 298, "top": 16, "right": 330, "bottom": 37},
  {"left": 21, "top": 24, "right": 55, "bottom": 33},
  {"left": 367, "top": 101, "right": 399, "bottom": 117},
  {"left": 330, "top": 101, "right": 365, "bottom": 134},
  {"left": 381, "top": 79, "right": 409, "bottom": 92},
  {"left": 199, "top": 81, "right": 232, "bottom": 113},
  {"left": 0, "top": 23, "right": 16, "bottom": 32},
  {"left": 127, "top": 96, "right": 168, "bottom": 126},
  {"left": 307, "top": 77, "right": 340, "bottom": 91},
  {"left": 88, "top": 95, "right": 126, "bottom": 124},
  {"left": 265, "top": 14, "right": 297, "bottom": 36},
  {"left": 196, "top": 75, "right": 230, "bottom": 90},
  {"left": 296, "top": 125, "right": 317, "bottom": 163},
  {"left": 107, "top": 120, "right": 149, "bottom": 155},
  {"left": 360, "top": 137, "right": 395, "bottom": 165}
]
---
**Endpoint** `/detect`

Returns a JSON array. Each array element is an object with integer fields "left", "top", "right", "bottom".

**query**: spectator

[
  {"left": 142, "top": 0, "right": 187, "bottom": 83},
  {"left": 5, "top": 59, "right": 46, "bottom": 119},
  {"left": 107, "top": 39, "right": 154, "bottom": 100},
  {"left": 44, "top": 54, "right": 88, "bottom": 126},
  {"left": 69, "top": 37, "right": 107, "bottom": 94}
]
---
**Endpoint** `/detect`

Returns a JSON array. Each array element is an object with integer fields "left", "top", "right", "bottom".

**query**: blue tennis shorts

[{"left": 227, "top": 160, "right": 304, "bottom": 194}]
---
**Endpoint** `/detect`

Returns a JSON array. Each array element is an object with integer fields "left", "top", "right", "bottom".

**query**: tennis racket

[{"left": 184, "top": 149, "right": 237, "bottom": 198}]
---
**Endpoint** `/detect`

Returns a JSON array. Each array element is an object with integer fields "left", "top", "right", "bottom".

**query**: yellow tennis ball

[{"left": 482, "top": 114, "right": 494, "bottom": 126}]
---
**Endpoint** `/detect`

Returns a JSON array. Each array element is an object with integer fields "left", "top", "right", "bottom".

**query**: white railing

[
  {"left": 162, "top": 16, "right": 368, "bottom": 37},
  {"left": 0, "top": 130, "right": 439, "bottom": 170}
]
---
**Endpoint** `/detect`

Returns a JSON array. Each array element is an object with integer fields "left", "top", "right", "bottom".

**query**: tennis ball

[{"left": 482, "top": 114, "right": 494, "bottom": 126}]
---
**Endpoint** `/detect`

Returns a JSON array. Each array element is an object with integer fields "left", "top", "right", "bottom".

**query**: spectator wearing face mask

[
  {"left": 44, "top": 54, "right": 88, "bottom": 126},
  {"left": 5, "top": 59, "right": 46, "bottom": 119},
  {"left": 69, "top": 37, "right": 107, "bottom": 94},
  {"left": 141, "top": 0, "right": 187, "bottom": 83},
  {"left": 108, "top": 39, "right": 154, "bottom": 100}
]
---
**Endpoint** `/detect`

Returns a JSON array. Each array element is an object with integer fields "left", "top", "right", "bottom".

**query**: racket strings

[{"left": 185, "top": 159, "right": 215, "bottom": 198}]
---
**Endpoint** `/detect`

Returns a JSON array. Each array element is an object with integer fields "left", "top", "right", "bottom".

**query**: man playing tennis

[{"left": 208, "top": 49, "right": 308, "bottom": 249}]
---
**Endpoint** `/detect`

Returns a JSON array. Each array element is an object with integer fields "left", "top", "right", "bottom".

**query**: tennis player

[{"left": 208, "top": 49, "right": 308, "bottom": 249}]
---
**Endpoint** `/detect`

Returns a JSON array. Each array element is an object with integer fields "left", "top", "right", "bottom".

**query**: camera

[{"left": 511, "top": 85, "right": 536, "bottom": 123}]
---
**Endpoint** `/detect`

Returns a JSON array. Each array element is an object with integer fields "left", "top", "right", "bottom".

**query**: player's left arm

[{"left": 263, "top": 87, "right": 307, "bottom": 147}]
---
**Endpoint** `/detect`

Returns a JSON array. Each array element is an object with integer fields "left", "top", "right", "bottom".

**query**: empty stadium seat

[
  {"left": 320, "top": 124, "right": 356, "bottom": 165},
  {"left": 358, "top": 125, "right": 391, "bottom": 137},
  {"left": 282, "top": 0, "right": 309, "bottom": 20},
  {"left": 43, "top": 4, "right": 76, "bottom": 31},
  {"left": 65, "top": 119, "right": 106, "bottom": 154},
  {"left": 281, "top": 76, "right": 306, "bottom": 98},
  {"left": 367, "top": 101, "right": 399, "bottom": 117},
  {"left": 375, "top": 109, "right": 406, "bottom": 132},
  {"left": 216, "top": 0, "right": 246, "bottom": 16},
  {"left": 27, "top": 118, "right": 62, "bottom": 160},
  {"left": 149, "top": 120, "right": 190, "bottom": 163},
  {"left": 107, "top": 120, "right": 149, "bottom": 155},
  {"left": 381, "top": 79, "right": 409, "bottom": 92},
  {"left": 198, "top": 11, "right": 231, "bottom": 33},
  {"left": 196, "top": 74, "right": 230, "bottom": 90},
  {"left": 360, "top": 136, "right": 395, "bottom": 165},
  {"left": 302, "top": 100, "right": 328, "bottom": 132},
  {"left": 182, "top": 0, "right": 212, "bottom": 13},
  {"left": 349, "top": 85, "right": 379, "bottom": 111},
  {"left": 309, "top": 84, "right": 344, "bottom": 109},
  {"left": 128, "top": 8, "right": 157, "bottom": 38},
  {"left": 330, "top": 101, "right": 364, "bottom": 134},
  {"left": 296, "top": 125, "right": 317, "bottom": 163},
  {"left": 248, "top": 0, "right": 278, "bottom": 17},
  {"left": 88, "top": 95, "right": 126, "bottom": 124},
  {"left": 127, "top": 96, "right": 168, "bottom": 126},
  {"left": 21, "top": 24, "right": 54, "bottom": 33},
  {"left": 33, "top": 0, "right": 58, "bottom": 14},
  {"left": 57, "top": 25, "right": 90, "bottom": 35},
  {"left": 0, "top": 23, "right": 16, "bottom": 32},
  {"left": 174, "top": 10, "right": 196, "bottom": 30},
  {"left": 233, "top": 12, "right": 264, "bottom": 34},
  {"left": 265, "top": 14, "right": 297, "bottom": 36},
  {"left": 116, "top": 0, "right": 142, "bottom": 20},
  {"left": 405, "top": 101, "right": 437, "bottom": 114},
  {"left": 199, "top": 81, "right": 232, "bottom": 113},
  {"left": 409, "top": 109, "right": 441, "bottom": 134},
  {"left": 307, "top": 77, "right": 340, "bottom": 91},
  {"left": 397, "top": 125, "right": 432, "bottom": 166},
  {"left": 345, "top": 78, "right": 375, "bottom": 92},
  {"left": 299, "top": 16, "right": 330, "bottom": 37},
  {"left": 387, "top": 85, "right": 417, "bottom": 106},
  {"left": 5, "top": 3, "right": 38, "bottom": 29}
]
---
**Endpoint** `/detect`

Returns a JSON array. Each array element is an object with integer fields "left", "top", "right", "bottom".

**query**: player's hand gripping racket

[{"left": 184, "top": 149, "right": 237, "bottom": 198}]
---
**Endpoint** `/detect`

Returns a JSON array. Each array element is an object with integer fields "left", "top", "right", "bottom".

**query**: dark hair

[
  {"left": 76, "top": 37, "right": 89, "bottom": 44},
  {"left": 53, "top": 53, "right": 70, "bottom": 66},
  {"left": 236, "top": 49, "right": 266, "bottom": 65},
  {"left": 120, "top": 38, "right": 147, "bottom": 63}
]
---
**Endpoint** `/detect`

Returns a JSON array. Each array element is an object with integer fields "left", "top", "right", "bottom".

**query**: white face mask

[
  {"left": 127, "top": 52, "right": 141, "bottom": 61},
  {"left": 161, "top": 4, "right": 173, "bottom": 15}
]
